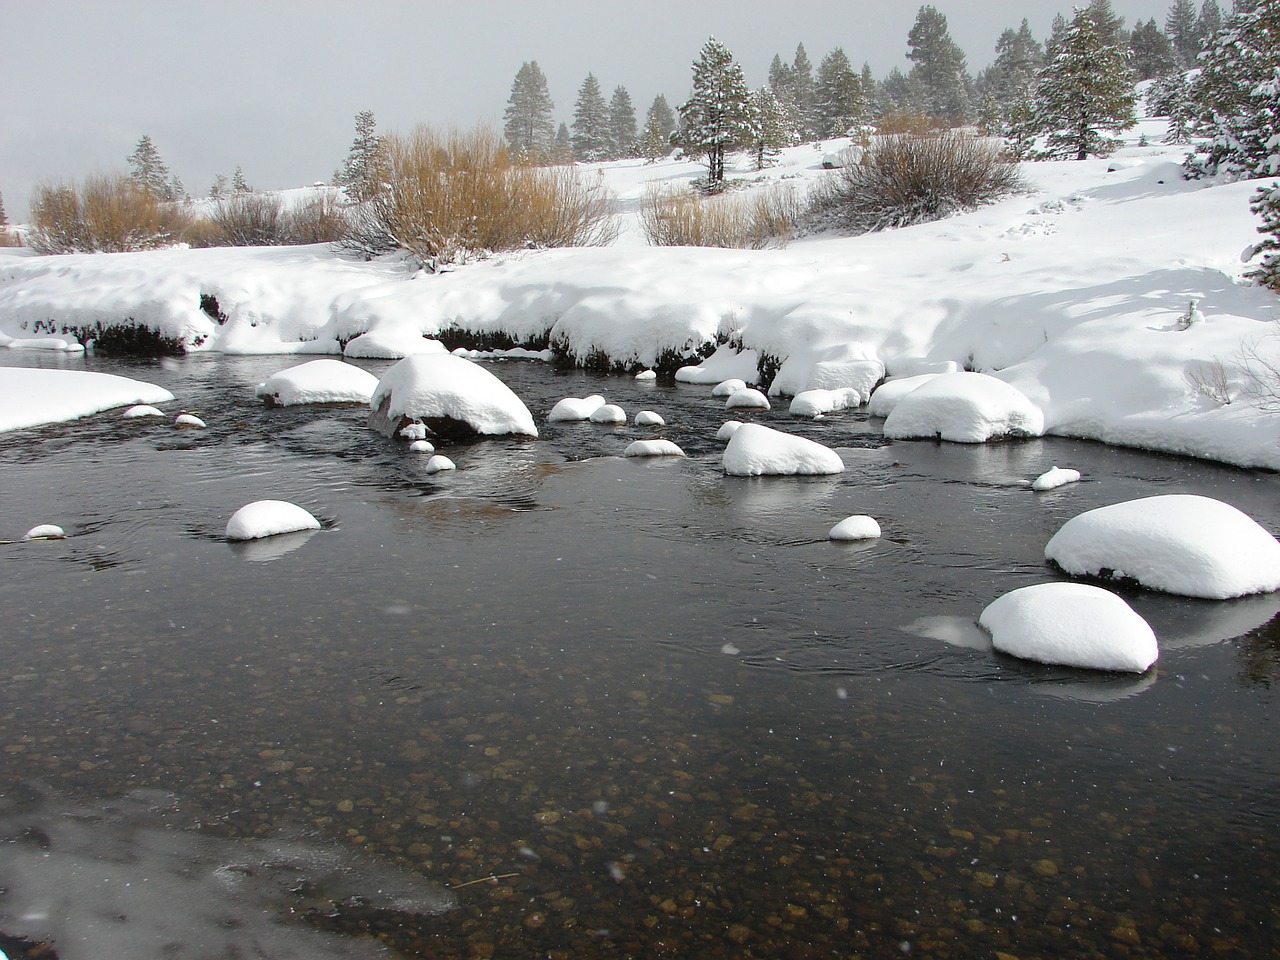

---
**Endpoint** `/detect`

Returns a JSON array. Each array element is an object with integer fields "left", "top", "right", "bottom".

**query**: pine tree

[
  {"left": 1184, "top": 0, "right": 1280, "bottom": 178},
  {"left": 815, "top": 48, "right": 864, "bottom": 138},
  {"left": 1130, "top": 19, "right": 1179, "bottom": 78},
  {"left": 768, "top": 52, "right": 800, "bottom": 140},
  {"left": 645, "top": 95, "right": 677, "bottom": 143},
  {"left": 1197, "top": 0, "right": 1225, "bottom": 46},
  {"left": 503, "top": 61, "right": 556, "bottom": 159},
  {"left": 747, "top": 88, "right": 790, "bottom": 169},
  {"left": 0, "top": 191, "right": 7, "bottom": 227},
  {"left": 1029, "top": 6, "right": 1137, "bottom": 160},
  {"left": 1085, "top": 0, "right": 1127, "bottom": 46},
  {"left": 232, "top": 165, "right": 252, "bottom": 193},
  {"left": 572, "top": 73, "right": 612, "bottom": 162},
  {"left": 677, "top": 37, "right": 755, "bottom": 189},
  {"left": 1046, "top": 13, "right": 1070, "bottom": 58},
  {"left": 1247, "top": 181, "right": 1280, "bottom": 290},
  {"left": 553, "top": 123, "right": 574, "bottom": 165},
  {"left": 608, "top": 86, "right": 638, "bottom": 159},
  {"left": 1167, "top": 0, "right": 1201, "bottom": 66},
  {"left": 906, "top": 5, "right": 972, "bottom": 123},
  {"left": 790, "top": 44, "right": 817, "bottom": 139},
  {"left": 984, "top": 19, "right": 1043, "bottom": 133},
  {"left": 127, "top": 134, "right": 177, "bottom": 201},
  {"left": 334, "top": 110, "right": 385, "bottom": 202},
  {"left": 860, "top": 63, "right": 878, "bottom": 119}
]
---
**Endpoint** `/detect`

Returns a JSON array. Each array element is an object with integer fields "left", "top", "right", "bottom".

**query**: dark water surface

[{"left": 1, "top": 353, "right": 1278, "bottom": 959}]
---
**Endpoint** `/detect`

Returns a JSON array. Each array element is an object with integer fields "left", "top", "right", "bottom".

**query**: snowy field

[{"left": 2, "top": 112, "right": 1279, "bottom": 472}]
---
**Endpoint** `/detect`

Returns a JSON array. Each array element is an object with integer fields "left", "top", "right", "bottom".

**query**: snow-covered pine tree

[
  {"left": 790, "top": 44, "right": 817, "bottom": 139},
  {"left": 646, "top": 95, "right": 677, "bottom": 143},
  {"left": 503, "top": 61, "right": 556, "bottom": 159},
  {"left": 210, "top": 174, "right": 229, "bottom": 199},
  {"left": 1085, "top": 0, "right": 1127, "bottom": 46},
  {"left": 860, "top": 63, "right": 878, "bottom": 119},
  {"left": 127, "top": 135, "right": 177, "bottom": 201},
  {"left": 1247, "top": 180, "right": 1280, "bottom": 290},
  {"left": 232, "top": 166, "right": 252, "bottom": 193},
  {"left": 572, "top": 74, "right": 612, "bottom": 162},
  {"left": 1167, "top": 0, "right": 1201, "bottom": 66},
  {"left": 815, "top": 48, "right": 864, "bottom": 138},
  {"left": 554, "top": 123, "right": 574, "bottom": 164},
  {"left": 677, "top": 38, "right": 755, "bottom": 190},
  {"left": 335, "top": 110, "right": 385, "bottom": 202},
  {"left": 1147, "top": 72, "right": 1196, "bottom": 142},
  {"left": 748, "top": 88, "right": 790, "bottom": 169},
  {"left": 1196, "top": 0, "right": 1224, "bottom": 47},
  {"left": 1130, "top": 19, "right": 1179, "bottom": 78},
  {"left": 1029, "top": 6, "right": 1137, "bottom": 160},
  {"left": 907, "top": 5, "right": 972, "bottom": 123},
  {"left": 983, "top": 19, "right": 1043, "bottom": 134},
  {"left": 1184, "top": 0, "right": 1280, "bottom": 179},
  {"left": 608, "top": 86, "right": 638, "bottom": 159}
]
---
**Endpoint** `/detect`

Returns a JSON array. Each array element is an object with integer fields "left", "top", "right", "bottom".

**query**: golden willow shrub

[
  {"left": 28, "top": 174, "right": 192, "bottom": 254},
  {"left": 640, "top": 183, "right": 802, "bottom": 249}
]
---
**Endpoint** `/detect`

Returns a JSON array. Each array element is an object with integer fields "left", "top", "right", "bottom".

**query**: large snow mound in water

[
  {"left": 866, "top": 374, "right": 939, "bottom": 419},
  {"left": 255, "top": 359, "right": 380, "bottom": 406},
  {"left": 722, "top": 423, "right": 845, "bottom": 476},
  {"left": 226, "top": 500, "right": 321, "bottom": 541},
  {"left": 0, "top": 368, "right": 174, "bottom": 433},
  {"left": 370, "top": 354, "right": 537, "bottom": 437},
  {"left": 882, "top": 372, "right": 1044, "bottom": 442},
  {"left": 980, "top": 582, "right": 1158, "bottom": 673},
  {"left": 1045, "top": 494, "right": 1280, "bottom": 599}
]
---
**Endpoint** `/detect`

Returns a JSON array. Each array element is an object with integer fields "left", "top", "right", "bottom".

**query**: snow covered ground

[{"left": 2, "top": 115, "right": 1279, "bottom": 468}]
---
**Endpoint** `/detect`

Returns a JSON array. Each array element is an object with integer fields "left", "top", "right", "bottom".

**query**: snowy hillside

[{"left": 1, "top": 125, "right": 1278, "bottom": 468}]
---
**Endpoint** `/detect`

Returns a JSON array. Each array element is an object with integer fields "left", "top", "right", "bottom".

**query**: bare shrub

[
  {"left": 1184, "top": 358, "right": 1233, "bottom": 405},
  {"left": 344, "top": 126, "right": 618, "bottom": 269},
  {"left": 210, "top": 191, "right": 288, "bottom": 246},
  {"left": 810, "top": 131, "right": 1024, "bottom": 235},
  {"left": 1237, "top": 330, "right": 1280, "bottom": 411},
  {"left": 28, "top": 174, "right": 191, "bottom": 254},
  {"left": 641, "top": 183, "right": 801, "bottom": 249},
  {"left": 285, "top": 189, "right": 347, "bottom": 245},
  {"left": 0, "top": 228, "right": 19, "bottom": 247},
  {"left": 875, "top": 112, "right": 946, "bottom": 136}
]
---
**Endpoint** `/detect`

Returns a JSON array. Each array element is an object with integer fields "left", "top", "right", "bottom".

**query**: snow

[
  {"left": 123, "top": 404, "right": 165, "bottom": 418},
  {"left": 1044, "top": 494, "right": 1280, "bottom": 599},
  {"left": 370, "top": 353, "right": 537, "bottom": 437},
  {"left": 624, "top": 439, "right": 685, "bottom": 457},
  {"left": 343, "top": 330, "right": 447, "bottom": 360},
  {"left": 768, "top": 342, "right": 884, "bottom": 400},
  {"left": 866, "top": 374, "right": 940, "bottom": 419},
  {"left": 254, "top": 359, "right": 380, "bottom": 406},
  {"left": 548, "top": 395, "right": 606, "bottom": 421},
  {"left": 726, "top": 387, "right": 770, "bottom": 410},
  {"left": 589, "top": 403, "right": 627, "bottom": 424},
  {"left": 23, "top": 524, "right": 65, "bottom": 540},
  {"left": 790, "top": 387, "right": 863, "bottom": 418},
  {"left": 722, "top": 423, "right": 845, "bottom": 477},
  {"left": 174, "top": 413, "right": 206, "bottom": 428},
  {"left": 634, "top": 369, "right": 657, "bottom": 381},
  {"left": 0, "top": 368, "right": 174, "bottom": 433},
  {"left": 711, "top": 378, "right": 747, "bottom": 397},
  {"left": 716, "top": 420, "right": 743, "bottom": 440},
  {"left": 882, "top": 372, "right": 1044, "bottom": 443},
  {"left": 979, "top": 582, "right": 1159, "bottom": 674},
  {"left": 408, "top": 439, "right": 435, "bottom": 453},
  {"left": 225, "top": 500, "right": 321, "bottom": 541},
  {"left": 675, "top": 346, "right": 758, "bottom": 385},
  {"left": 424, "top": 455, "right": 455, "bottom": 473},
  {"left": 829, "top": 515, "right": 882, "bottom": 541},
  {"left": 1032, "top": 466, "right": 1082, "bottom": 491},
  {"left": 634, "top": 410, "right": 664, "bottom": 426}
]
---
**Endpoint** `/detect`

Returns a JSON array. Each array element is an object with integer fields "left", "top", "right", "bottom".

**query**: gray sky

[{"left": 2, "top": 0, "right": 1175, "bottom": 220}]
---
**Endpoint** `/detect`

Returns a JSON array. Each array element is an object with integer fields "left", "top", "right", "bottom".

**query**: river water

[{"left": 0, "top": 352, "right": 1277, "bottom": 959}]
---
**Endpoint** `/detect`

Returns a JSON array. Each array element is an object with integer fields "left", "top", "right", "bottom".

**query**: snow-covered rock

[
  {"left": 1032, "top": 466, "right": 1082, "bottom": 491},
  {"left": 882, "top": 372, "right": 1044, "bottom": 443},
  {"left": 711, "top": 378, "right": 747, "bottom": 397},
  {"left": 979, "top": 582, "right": 1159, "bottom": 673},
  {"left": 726, "top": 388, "right": 770, "bottom": 410},
  {"left": 675, "top": 346, "right": 758, "bottom": 385},
  {"left": 225, "top": 500, "right": 321, "bottom": 541},
  {"left": 174, "top": 413, "right": 206, "bottom": 429},
  {"left": 717, "top": 420, "right": 744, "bottom": 440},
  {"left": 768, "top": 342, "right": 884, "bottom": 400},
  {"left": 23, "top": 524, "right": 65, "bottom": 540},
  {"left": 399, "top": 421, "right": 428, "bottom": 440},
  {"left": 634, "top": 410, "right": 664, "bottom": 426},
  {"left": 122, "top": 404, "right": 165, "bottom": 418},
  {"left": 722, "top": 423, "right": 845, "bottom": 477},
  {"left": 589, "top": 403, "right": 626, "bottom": 424},
  {"left": 866, "top": 374, "right": 939, "bottom": 419},
  {"left": 625, "top": 439, "right": 685, "bottom": 457},
  {"left": 790, "top": 388, "right": 862, "bottom": 418},
  {"left": 1045, "top": 494, "right": 1280, "bottom": 599},
  {"left": 424, "top": 455, "right": 455, "bottom": 473},
  {"left": 408, "top": 439, "right": 435, "bottom": 454},
  {"left": 369, "top": 353, "right": 537, "bottom": 439},
  {"left": 547, "top": 395, "right": 606, "bottom": 422},
  {"left": 343, "top": 330, "right": 448, "bottom": 360},
  {"left": 254, "top": 358, "right": 379, "bottom": 406},
  {"left": 0, "top": 368, "right": 174, "bottom": 434},
  {"left": 634, "top": 369, "right": 657, "bottom": 381},
  {"left": 829, "top": 515, "right": 882, "bottom": 541}
]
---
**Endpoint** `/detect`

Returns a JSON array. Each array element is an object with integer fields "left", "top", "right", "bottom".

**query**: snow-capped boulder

[
  {"left": 717, "top": 420, "right": 744, "bottom": 440},
  {"left": 635, "top": 410, "right": 665, "bottom": 426},
  {"left": 675, "top": 346, "right": 759, "bottom": 385},
  {"left": 711, "top": 378, "right": 747, "bottom": 397},
  {"left": 424, "top": 455, "right": 456, "bottom": 474},
  {"left": 255, "top": 358, "right": 379, "bottom": 407},
  {"left": 790, "top": 388, "right": 862, "bottom": 418},
  {"left": 174, "top": 413, "right": 206, "bottom": 429},
  {"left": 343, "top": 330, "right": 448, "bottom": 360},
  {"left": 768, "top": 342, "right": 884, "bottom": 399},
  {"left": 589, "top": 403, "right": 626, "bottom": 424},
  {"left": 408, "top": 439, "right": 435, "bottom": 454},
  {"left": 722, "top": 423, "right": 845, "bottom": 477},
  {"left": 829, "top": 515, "right": 882, "bottom": 541},
  {"left": 882, "top": 372, "right": 1044, "bottom": 443},
  {"left": 726, "top": 388, "right": 770, "bottom": 411},
  {"left": 548, "top": 395, "right": 606, "bottom": 422},
  {"left": 226, "top": 500, "right": 321, "bottom": 541},
  {"left": 625, "top": 439, "right": 685, "bottom": 457},
  {"left": 23, "top": 524, "right": 66, "bottom": 540},
  {"left": 369, "top": 353, "right": 538, "bottom": 440},
  {"left": 399, "top": 421, "right": 428, "bottom": 440},
  {"left": 122, "top": 404, "right": 165, "bottom": 418},
  {"left": 1045, "top": 494, "right": 1280, "bottom": 599},
  {"left": 866, "top": 374, "right": 939, "bottom": 418},
  {"left": 980, "top": 582, "right": 1158, "bottom": 673},
  {"left": 634, "top": 369, "right": 657, "bottom": 381},
  {"left": 1032, "top": 466, "right": 1081, "bottom": 492}
]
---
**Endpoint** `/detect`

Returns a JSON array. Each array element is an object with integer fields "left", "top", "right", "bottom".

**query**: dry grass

[
  {"left": 28, "top": 174, "right": 192, "bottom": 254},
  {"left": 0, "top": 228, "right": 19, "bottom": 247},
  {"left": 640, "top": 183, "right": 802, "bottom": 249}
]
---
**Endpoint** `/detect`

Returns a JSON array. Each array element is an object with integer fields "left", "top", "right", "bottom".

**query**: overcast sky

[{"left": 3, "top": 0, "right": 1176, "bottom": 219}]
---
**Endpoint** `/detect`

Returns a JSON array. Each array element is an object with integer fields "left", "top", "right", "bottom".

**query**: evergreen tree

[
  {"left": 1029, "top": 6, "right": 1137, "bottom": 159},
  {"left": 210, "top": 174, "right": 229, "bottom": 199},
  {"left": 790, "top": 44, "right": 817, "bottom": 138},
  {"left": 127, "top": 134, "right": 178, "bottom": 201},
  {"left": 1130, "top": 18, "right": 1179, "bottom": 78},
  {"left": 232, "top": 165, "right": 252, "bottom": 193},
  {"left": 747, "top": 88, "right": 791, "bottom": 169},
  {"left": 1167, "top": 0, "right": 1201, "bottom": 65},
  {"left": 1085, "top": 0, "right": 1127, "bottom": 45},
  {"left": 608, "top": 85, "right": 638, "bottom": 159},
  {"left": 906, "top": 5, "right": 972, "bottom": 122},
  {"left": 815, "top": 47, "right": 864, "bottom": 138},
  {"left": 1247, "top": 181, "right": 1280, "bottom": 290},
  {"left": 1197, "top": 0, "right": 1225, "bottom": 46},
  {"left": 503, "top": 61, "right": 556, "bottom": 158},
  {"left": 860, "top": 63, "right": 878, "bottom": 119},
  {"left": 1147, "top": 72, "right": 1196, "bottom": 142},
  {"left": 572, "top": 73, "right": 612, "bottom": 162},
  {"left": 0, "top": 191, "right": 7, "bottom": 227},
  {"left": 677, "top": 37, "right": 755, "bottom": 189},
  {"left": 1185, "top": 0, "right": 1280, "bottom": 179},
  {"left": 1046, "top": 13, "right": 1071, "bottom": 58},
  {"left": 334, "top": 110, "right": 385, "bottom": 202},
  {"left": 768, "top": 52, "right": 800, "bottom": 139},
  {"left": 645, "top": 95, "right": 677, "bottom": 143},
  {"left": 983, "top": 19, "right": 1043, "bottom": 133},
  {"left": 553, "top": 123, "right": 574, "bottom": 164}
]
